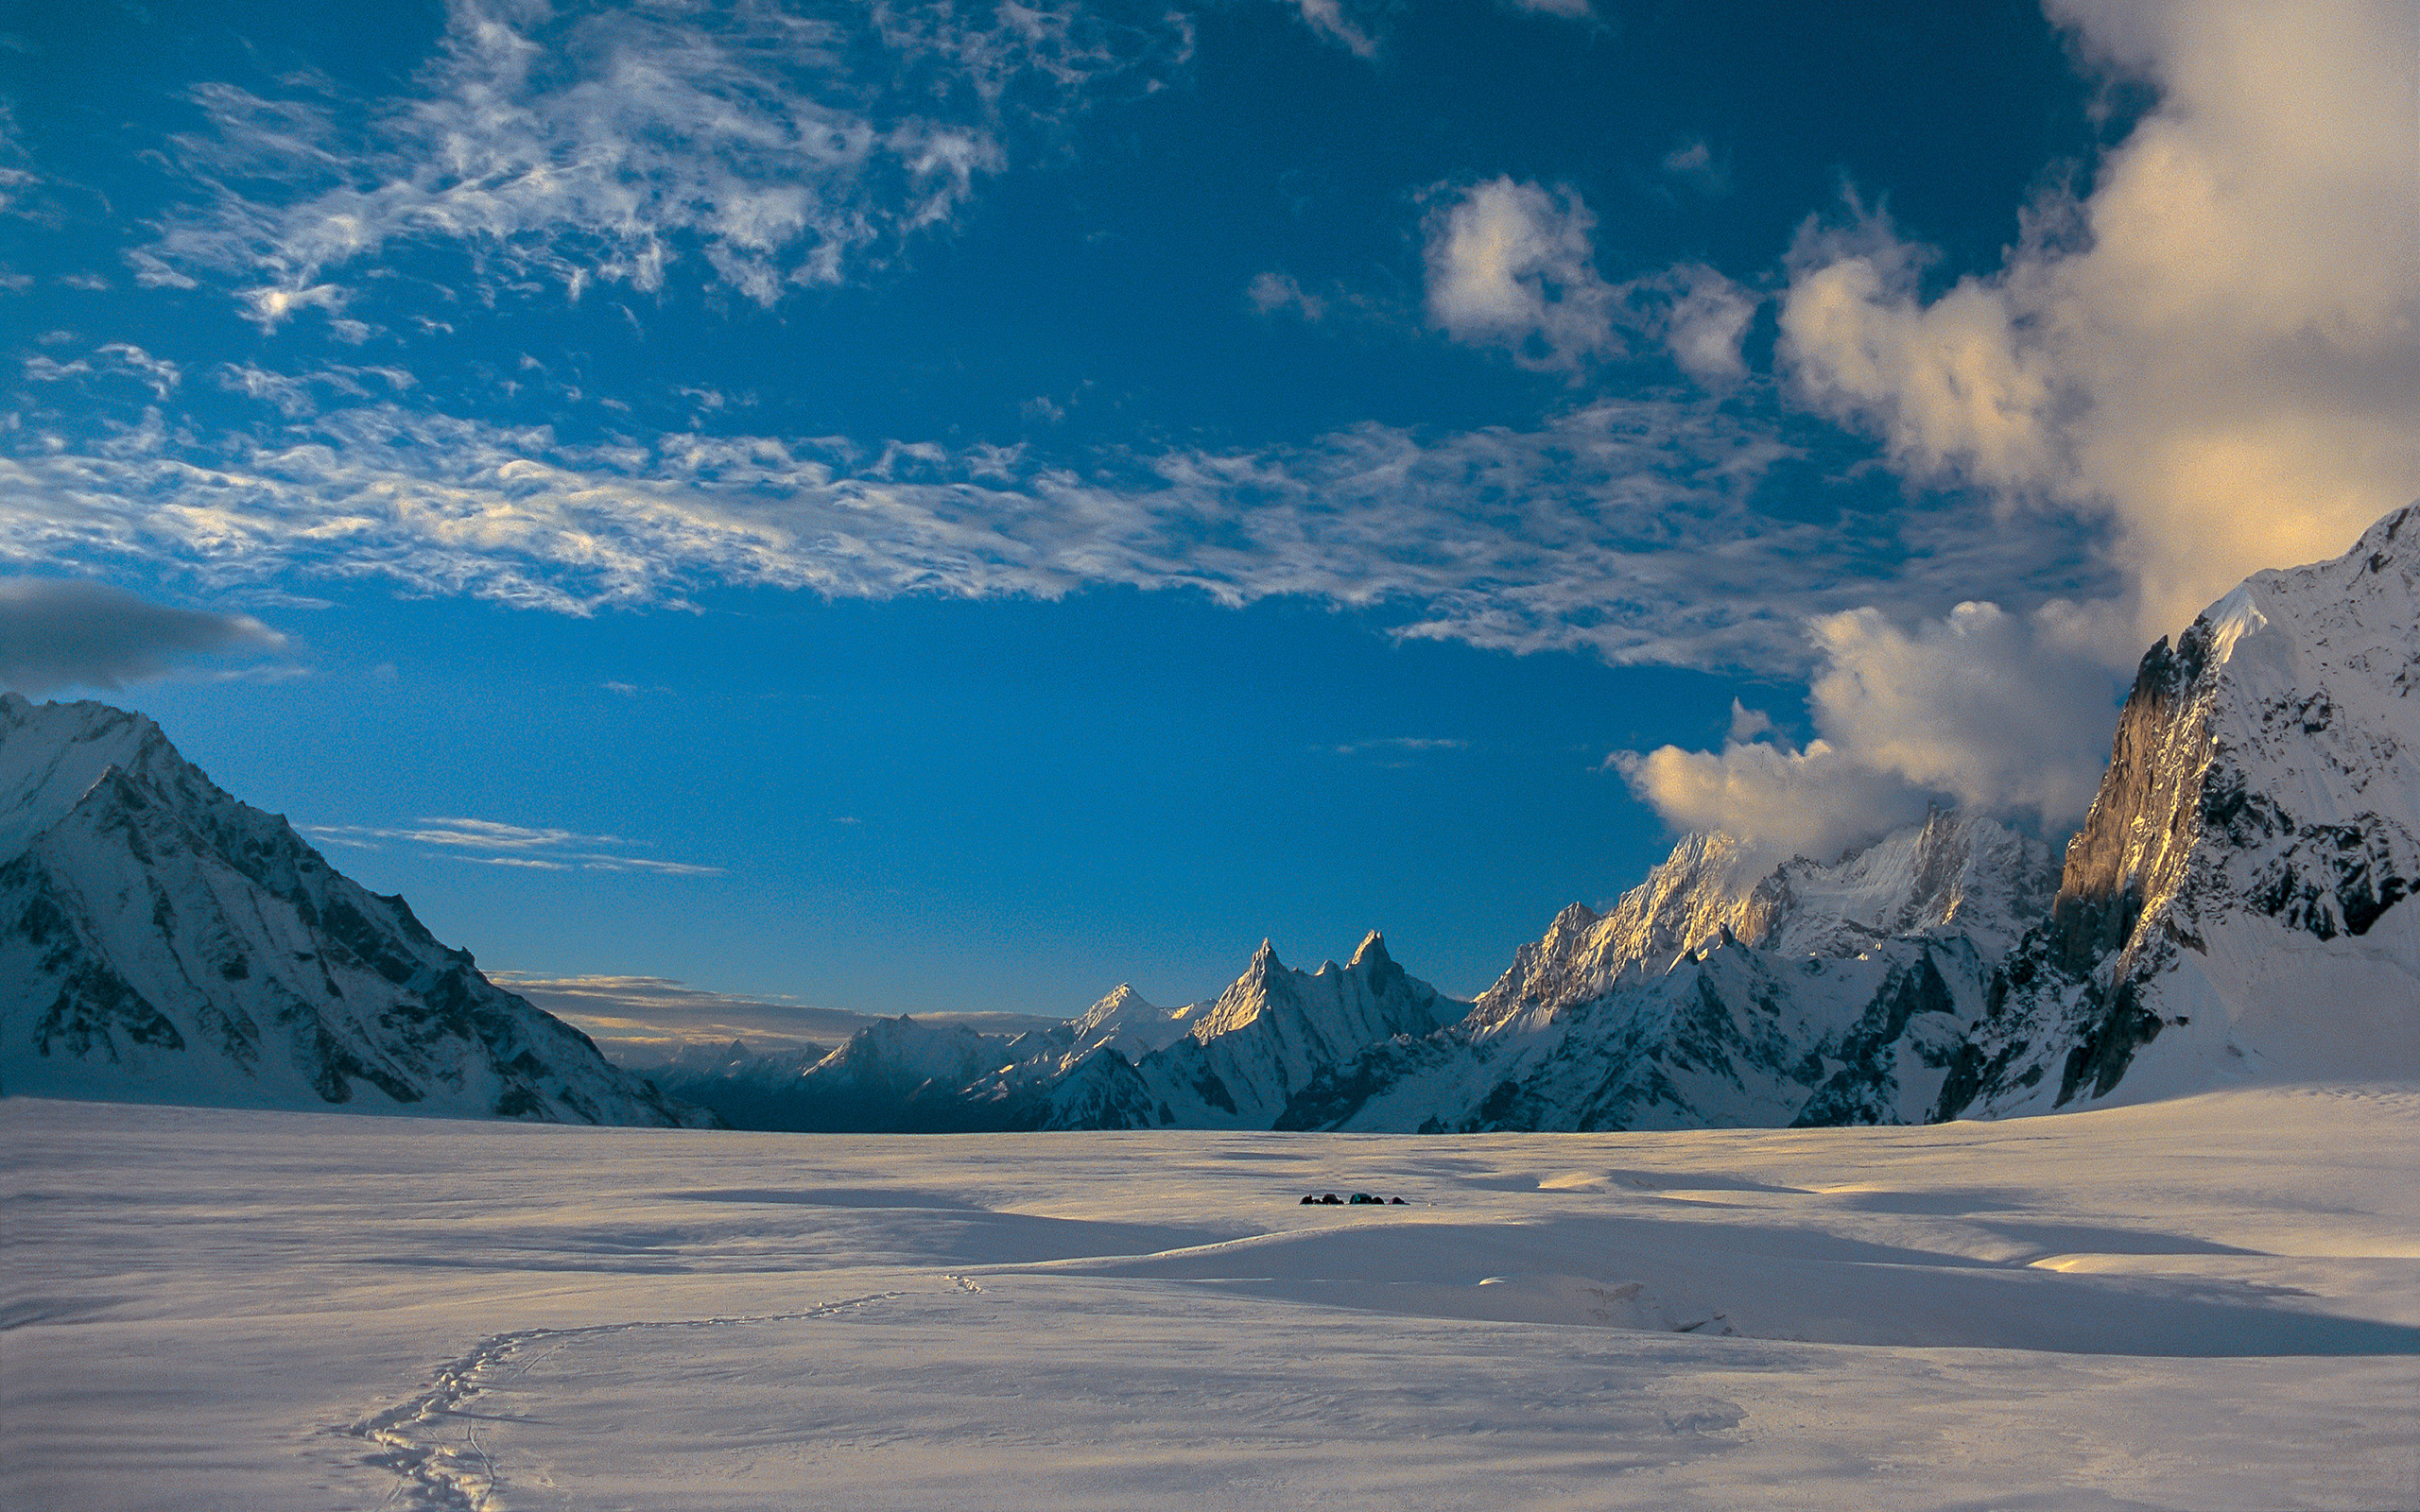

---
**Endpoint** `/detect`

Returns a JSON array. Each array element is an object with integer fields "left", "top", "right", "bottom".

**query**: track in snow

[{"left": 343, "top": 1290, "right": 909, "bottom": 1510}]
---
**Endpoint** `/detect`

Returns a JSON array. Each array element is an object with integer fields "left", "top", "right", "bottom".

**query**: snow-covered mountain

[
  {"left": 0, "top": 695, "right": 711, "bottom": 1125},
  {"left": 586, "top": 509, "right": 2420, "bottom": 1134},
  {"left": 1143, "top": 932, "right": 1456, "bottom": 1126},
  {"left": 648, "top": 935, "right": 1456, "bottom": 1132},
  {"left": 1276, "top": 811, "right": 2057, "bottom": 1132},
  {"left": 1941, "top": 505, "right": 2420, "bottom": 1116}
]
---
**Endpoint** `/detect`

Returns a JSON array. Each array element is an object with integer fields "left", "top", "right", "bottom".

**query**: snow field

[{"left": 5, "top": 1086, "right": 2417, "bottom": 1510}]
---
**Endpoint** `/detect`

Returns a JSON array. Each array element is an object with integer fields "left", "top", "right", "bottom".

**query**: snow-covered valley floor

[{"left": 6, "top": 1089, "right": 2417, "bottom": 1511}]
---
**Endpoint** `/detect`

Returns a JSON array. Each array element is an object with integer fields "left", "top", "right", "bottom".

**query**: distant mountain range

[{"left": 4, "top": 506, "right": 2412, "bottom": 1128}]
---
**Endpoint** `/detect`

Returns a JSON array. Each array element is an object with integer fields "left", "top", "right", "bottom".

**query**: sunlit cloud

[
  {"left": 1614, "top": 597, "right": 2128, "bottom": 863},
  {"left": 1780, "top": 0, "right": 2420, "bottom": 644},
  {"left": 1425, "top": 178, "right": 1618, "bottom": 374},
  {"left": 1633, "top": 0, "right": 2419, "bottom": 856}
]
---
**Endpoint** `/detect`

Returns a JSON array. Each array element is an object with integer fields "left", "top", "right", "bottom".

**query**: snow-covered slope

[
  {"left": 1065, "top": 984, "right": 1200, "bottom": 1064},
  {"left": 0, "top": 695, "right": 707, "bottom": 1125},
  {"left": 1944, "top": 506, "right": 2420, "bottom": 1115}
]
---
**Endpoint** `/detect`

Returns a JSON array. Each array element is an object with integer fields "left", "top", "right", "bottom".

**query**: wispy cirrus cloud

[
  {"left": 0, "top": 384, "right": 2112, "bottom": 675},
  {"left": 139, "top": 0, "right": 1190, "bottom": 315},
  {"left": 1326, "top": 737, "right": 1468, "bottom": 756},
  {"left": 303, "top": 816, "right": 722, "bottom": 875},
  {"left": 22, "top": 343, "right": 183, "bottom": 401}
]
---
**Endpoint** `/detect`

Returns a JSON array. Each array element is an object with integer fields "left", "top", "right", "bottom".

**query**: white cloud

[
  {"left": 1647, "top": 265, "right": 1758, "bottom": 385},
  {"left": 1501, "top": 0, "right": 1594, "bottom": 18},
  {"left": 1423, "top": 185, "right": 1761, "bottom": 386},
  {"left": 302, "top": 815, "right": 722, "bottom": 875},
  {"left": 1616, "top": 597, "right": 2130, "bottom": 859},
  {"left": 0, "top": 388, "right": 2108, "bottom": 674},
  {"left": 237, "top": 283, "right": 347, "bottom": 332},
  {"left": 21, "top": 344, "right": 185, "bottom": 401},
  {"left": 1425, "top": 178, "right": 1618, "bottom": 373},
  {"left": 93, "top": 345, "right": 182, "bottom": 400},
  {"left": 1780, "top": 0, "right": 2420, "bottom": 644},
  {"left": 1612, "top": 738, "right": 1929, "bottom": 867},
  {"left": 1724, "top": 699, "right": 1774, "bottom": 744},
  {"left": 1660, "top": 138, "right": 1730, "bottom": 197},
  {"left": 1290, "top": 0, "right": 1380, "bottom": 58},
  {"left": 1247, "top": 270, "right": 1327, "bottom": 322},
  {"left": 144, "top": 0, "right": 1188, "bottom": 312},
  {"left": 1802, "top": 598, "right": 2126, "bottom": 821},
  {"left": 1651, "top": 0, "right": 2420, "bottom": 856}
]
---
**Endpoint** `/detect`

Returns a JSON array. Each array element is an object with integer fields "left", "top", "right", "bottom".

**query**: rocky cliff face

[
  {"left": 1942, "top": 506, "right": 2419, "bottom": 1116},
  {"left": 0, "top": 695, "right": 711, "bottom": 1125}
]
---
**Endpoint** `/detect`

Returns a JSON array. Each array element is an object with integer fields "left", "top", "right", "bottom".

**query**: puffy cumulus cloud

[
  {"left": 1425, "top": 182, "right": 1764, "bottom": 385},
  {"left": 1724, "top": 699, "right": 1774, "bottom": 744},
  {"left": 1803, "top": 599, "right": 2128, "bottom": 822},
  {"left": 1616, "top": 597, "right": 2130, "bottom": 860},
  {"left": 1646, "top": 265, "right": 1758, "bottom": 386},
  {"left": 144, "top": 0, "right": 1188, "bottom": 312},
  {"left": 1781, "top": 0, "right": 2420, "bottom": 643},
  {"left": 0, "top": 578, "right": 287, "bottom": 694},
  {"left": 1612, "top": 739, "right": 1930, "bottom": 868},
  {"left": 1425, "top": 178, "right": 1618, "bottom": 373},
  {"left": 0, "top": 389, "right": 2105, "bottom": 673}
]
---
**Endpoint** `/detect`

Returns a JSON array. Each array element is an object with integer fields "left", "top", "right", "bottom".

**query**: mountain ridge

[{"left": 0, "top": 694, "right": 711, "bottom": 1125}]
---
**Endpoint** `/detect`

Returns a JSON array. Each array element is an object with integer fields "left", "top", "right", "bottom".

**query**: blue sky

[{"left": 1, "top": 0, "right": 2411, "bottom": 1026}]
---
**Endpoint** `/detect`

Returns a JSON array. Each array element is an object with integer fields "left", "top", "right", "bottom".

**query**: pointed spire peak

[{"left": 1348, "top": 929, "right": 1392, "bottom": 970}]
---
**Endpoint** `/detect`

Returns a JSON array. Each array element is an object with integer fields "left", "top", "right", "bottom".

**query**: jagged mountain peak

[
  {"left": 1347, "top": 929, "right": 1391, "bottom": 970},
  {"left": 1466, "top": 812, "right": 2056, "bottom": 1039},
  {"left": 0, "top": 694, "right": 192, "bottom": 860},
  {"left": 1945, "top": 503, "right": 2420, "bottom": 1116}
]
